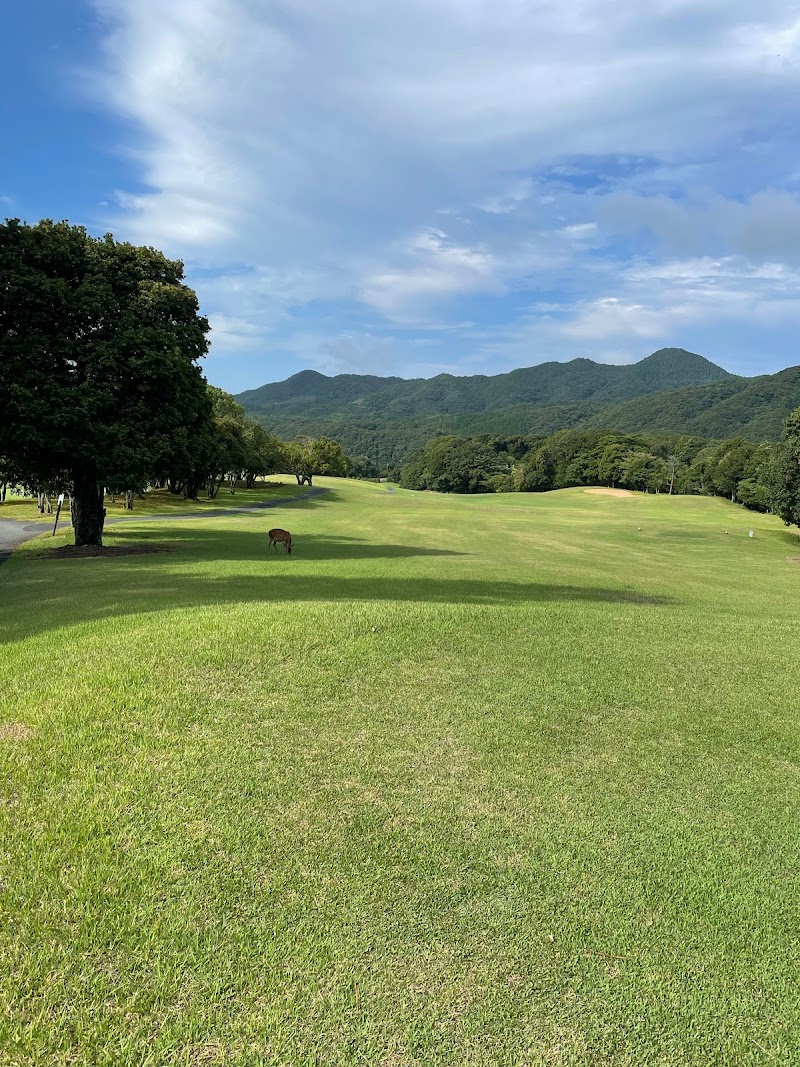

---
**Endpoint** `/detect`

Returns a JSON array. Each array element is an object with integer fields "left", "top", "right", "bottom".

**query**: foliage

[
  {"left": 239, "top": 348, "right": 732, "bottom": 422},
  {"left": 400, "top": 435, "right": 522, "bottom": 493},
  {"left": 344, "top": 454, "right": 379, "bottom": 480},
  {"left": 284, "top": 436, "right": 349, "bottom": 486},
  {"left": 0, "top": 218, "right": 211, "bottom": 544},
  {"left": 207, "top": 385, "right": 246, "bottom": 423},
  {"left": 398, "top": 427, "right": 781, "bottom": 512},
  {"left": 238, "top": 360, "right": 800, "bottom": 465},
  {"left": 770, "top": 406, "right": 800, "bottom": 526}
]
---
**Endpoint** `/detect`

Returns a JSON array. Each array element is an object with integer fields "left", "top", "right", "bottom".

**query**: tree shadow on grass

[
  {"left": 0, "top": 527, "right": 676, "bottom": 645},
  {"left": 142, "top": 527, "right": 470, "bottom": 562},
  {"left": 105, "top": 485, "right": 338, "bottom": 524}
]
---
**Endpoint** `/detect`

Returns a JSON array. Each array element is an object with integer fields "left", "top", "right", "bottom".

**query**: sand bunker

[{"left": 583, "top": 487, "right": 634, "bottom": 498}]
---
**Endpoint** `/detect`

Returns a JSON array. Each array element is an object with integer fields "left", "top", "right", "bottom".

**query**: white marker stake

[{"left": 52, "top": 493, "right": 65, "bottom": 537}]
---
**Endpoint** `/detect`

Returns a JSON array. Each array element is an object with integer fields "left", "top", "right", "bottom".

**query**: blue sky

[{"left": 3, "top": 1, "right": 800, "bottom": 392}]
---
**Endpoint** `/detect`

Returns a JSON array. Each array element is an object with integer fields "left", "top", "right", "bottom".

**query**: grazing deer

[{"left": 268, "top": 528, "right": 293, "bottom": 554}]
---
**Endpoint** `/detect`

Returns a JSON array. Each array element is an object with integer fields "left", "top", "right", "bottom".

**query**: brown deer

[{"left": 268, "top": 528, "right": 293, "bottom": 554}]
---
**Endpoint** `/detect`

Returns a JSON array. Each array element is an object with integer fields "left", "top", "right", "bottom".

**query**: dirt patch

[
  {"left": 0, "top": 723, "right": 34, "bottom": 742},
  {"left": 788, "top": 557, "right": 800, "bottom": 564},
  {"left": 583, "top": 487, "right": 634, "bottom": 498},
  {"left": 35, "top": 544, "right": 172, "bottom": 560}
]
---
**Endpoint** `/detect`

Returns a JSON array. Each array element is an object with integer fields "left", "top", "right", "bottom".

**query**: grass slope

[{"left": 1, "top": 481, "right": 799, "bottom": 1065}]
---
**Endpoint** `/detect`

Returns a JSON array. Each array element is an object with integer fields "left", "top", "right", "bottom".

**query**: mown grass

[
  {"left": 1, "top": 480, "right": 799, "bottom": 1065},
  {"left": 0, "top": 479, "right": 307, "bottom": 524}
]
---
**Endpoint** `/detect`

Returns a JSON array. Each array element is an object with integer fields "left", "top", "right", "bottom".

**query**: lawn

[
  {"left": 1, "top": 480, "right": 798, "bottom": 1065},
  {"left": 0, "top": 478, "right": 308, "bottom": 524}
]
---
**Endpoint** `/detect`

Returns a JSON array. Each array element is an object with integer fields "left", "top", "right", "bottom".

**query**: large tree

[
  {"left": 285, "top": 436, "right": 349, "bottom": 486},
  {"left": 0, "top": 219, "right": 211, "bottom": 544},
  {"left": 771, "top": 407, "right": 800, "bottom": 527}
]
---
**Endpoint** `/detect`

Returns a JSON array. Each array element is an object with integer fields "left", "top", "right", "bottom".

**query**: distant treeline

[{"left": 396, "top": 426, "right": 799, "bottom": 518}]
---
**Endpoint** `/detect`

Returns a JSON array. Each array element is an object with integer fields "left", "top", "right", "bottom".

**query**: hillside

[
  {"left": 238, "top": 348, "right": 732, "bottom": 422},
  {"left": 583, "top": 366, "right": 800, "bottom": 440},
  {"left": 236, "top": 369, "right": 403, "bottom": 415},
  {"left": 236, "top": 349, "right": 800, "bottom": 462}
]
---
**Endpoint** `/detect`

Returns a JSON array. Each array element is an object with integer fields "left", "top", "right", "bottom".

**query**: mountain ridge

[
  {"left": 237, "top": 348, "right": 733, "bottom": 420},
  {"left": 235, "top": 348, "right": 800, "bottom": 462}
]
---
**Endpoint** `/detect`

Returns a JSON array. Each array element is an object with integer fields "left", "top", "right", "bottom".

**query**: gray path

[
  {"left": 0, "top": 519, "right": 47, "bottom": 565},
  {"left": 0, "top": 487, "right": 329, "bottom": 566}
]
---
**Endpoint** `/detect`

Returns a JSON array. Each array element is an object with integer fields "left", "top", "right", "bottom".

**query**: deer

[{"left": 268, "top": 528, "right": 293, "bottom": 554}]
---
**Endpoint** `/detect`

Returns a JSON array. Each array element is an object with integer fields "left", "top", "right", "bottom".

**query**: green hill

[
  {"left": 236, "top": 369, "right": 403, "bottom": 416},
  {"left": 236, "top": 348, "right": 800, "bottom": 461},
  {"left": 238, "top": 348, "right": 732, "bottom": 421}
]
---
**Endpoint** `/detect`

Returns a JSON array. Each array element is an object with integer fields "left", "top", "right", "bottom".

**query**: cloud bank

[{"left": 87, "top": 0, "right": 800, "bottom": 385}]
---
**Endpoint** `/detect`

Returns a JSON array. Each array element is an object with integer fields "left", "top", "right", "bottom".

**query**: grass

[
  {"left": 0, "top": 478, "right": 307, "bottom": 524},
  {"left": 1, "top": 479, "right": 799, "bottom": 1065}
]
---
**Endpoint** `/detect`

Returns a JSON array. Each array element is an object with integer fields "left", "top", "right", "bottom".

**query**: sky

[{"left": 2, "top": 1, "right": 800, "bottom": 392}]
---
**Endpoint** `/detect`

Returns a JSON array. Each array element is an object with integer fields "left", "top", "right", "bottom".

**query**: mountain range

[{"left": 236, "top": 348, "right": 800, "bottom": 464}]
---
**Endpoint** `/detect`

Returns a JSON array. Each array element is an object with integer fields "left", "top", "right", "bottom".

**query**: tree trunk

[
  {"left": 72, "top": 467, "right": 105, "bottom": 546},
  {"left": 125, "top": 489, "right": 134, "bottom": 510}
]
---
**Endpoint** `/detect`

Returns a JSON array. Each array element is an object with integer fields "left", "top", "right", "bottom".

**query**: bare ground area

[
  {"left": 0, "top": 723, "right": 35, "bottom": 741},
  {"left": 583, "top": 487, "right": 634, "bottom": 498}
]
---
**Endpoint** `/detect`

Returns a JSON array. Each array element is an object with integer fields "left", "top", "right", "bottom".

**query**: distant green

[{"left": 2, "top": 480, "right": 799, "bottom": 1065}]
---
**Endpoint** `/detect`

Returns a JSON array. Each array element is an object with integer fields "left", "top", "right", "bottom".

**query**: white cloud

[
  {"left": 477, "top": 179, "right": 535, "bottom": 215},
  {"left": 318, "top": 333, "right": 400, "bottom": 375},
  {"left": 359, "top": 230, "right": 500, "bottom": 318},
  {"left": 602, "top": 191, "right": 800, "bottom": 263},
  {"left": 84, "top": 0, "right": 800, "bottom": 379}
]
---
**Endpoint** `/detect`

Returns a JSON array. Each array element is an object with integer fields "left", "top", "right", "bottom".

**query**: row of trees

[
  {"left": 0, "top": 219, "right": 354, "bottom": 545},
  {"left": 398, "top": 420, "right": 800, "bottom": 526},
  {"left": 172, "top": 385, "right": 349, "bottom": 498},
  {"left": 1, "top": 377, "right": 352, "bottom": 516}
]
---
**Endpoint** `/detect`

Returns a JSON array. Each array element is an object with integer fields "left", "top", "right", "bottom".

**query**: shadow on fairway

[
  {"left": 104, "top": 486, "right": 339, "bottom": 523},
  {"left": 163, "top": 528, "right": 467, "bottom": 561},
  {"left": 0, "top": 525, "right": 675, "bottom": 644}
]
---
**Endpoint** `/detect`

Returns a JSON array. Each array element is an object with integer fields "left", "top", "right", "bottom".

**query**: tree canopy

[
  {"left": 0, "top": 219, "right": 212, "bottom": 544},
  {"left": 398, "top": 428, "right": 780, "bottom": 512},
  {"left": 771, "top": 407, "right": 800, "bottom": 527},
  {"left": 284, "top": 436, "right": 349, "bottom": 486}
]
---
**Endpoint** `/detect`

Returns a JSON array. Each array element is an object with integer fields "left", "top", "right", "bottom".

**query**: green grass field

[
  {"left": 0, "top": 479, "right": 307, "bottom": 524},
  {"left": 1, "top": 480, "right": 798, "bottom": 1065}
]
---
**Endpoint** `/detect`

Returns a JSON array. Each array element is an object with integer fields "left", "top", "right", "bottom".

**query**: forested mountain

[
  {"left": 586, "top": 366, "right": 800, "bottom": 441},
  {"left": 236, "top": 369, "right": 403, "bottom": 415},
  {"left": 236, "top": 349, "right": 800, "bottom": 463},
  {"left": 238, "top": 348, "right": 731, "bottom": 420}
]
